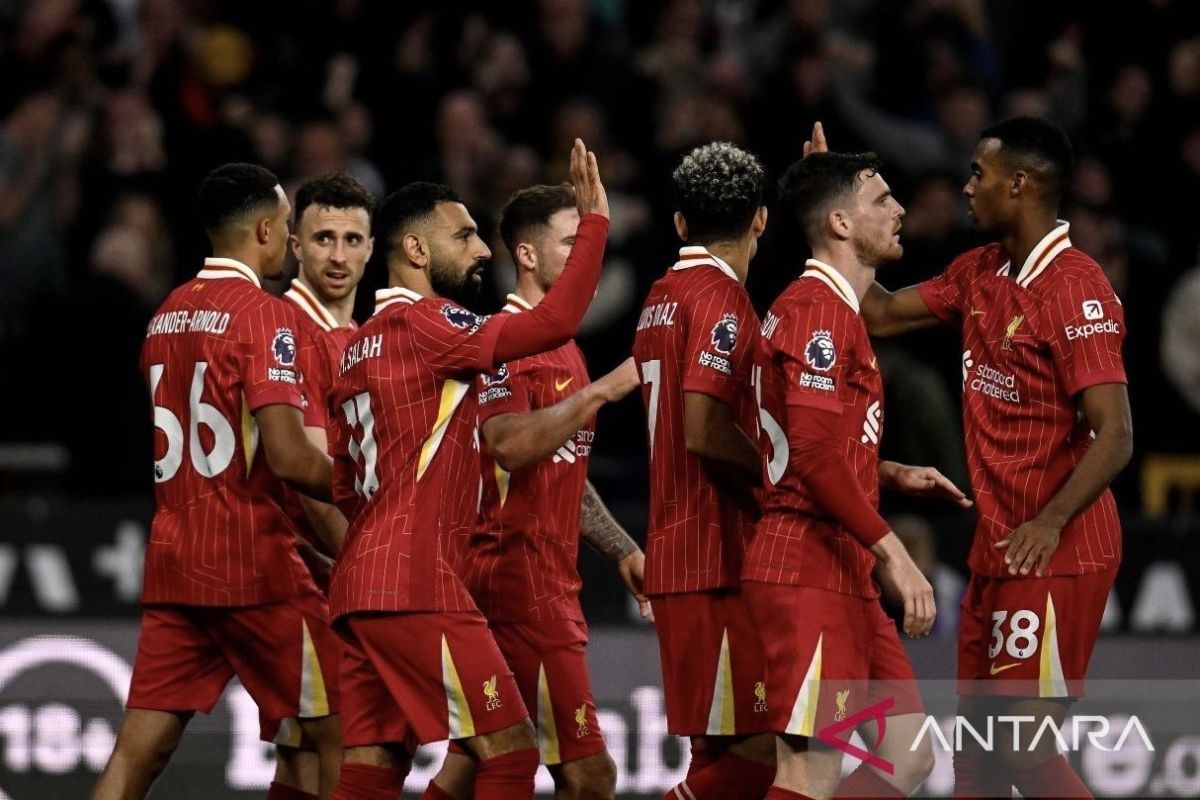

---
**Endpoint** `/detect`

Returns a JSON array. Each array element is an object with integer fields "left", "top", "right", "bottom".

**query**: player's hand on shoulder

[
  {"left": 570, "top": 137, "right": 609, "bottom": 220},
  {"left": 593, "top": 357, "right": 639, "bottom": 403},
  {"left": 802, "top": 121, "right": 828, "bottom": 158},
  {"left": 872, "top": 532, "right": 936, "bottom": 638},
  {"left": 995, "top": 517, "right": 1061, "bottom": 577}
]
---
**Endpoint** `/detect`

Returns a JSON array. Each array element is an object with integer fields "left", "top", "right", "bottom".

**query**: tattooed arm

[{"left": 580, "top": 480, "right": 651, "bottom": 619}]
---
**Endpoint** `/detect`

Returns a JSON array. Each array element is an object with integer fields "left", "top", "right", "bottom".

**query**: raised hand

[{"left": 569, "top": 137, "right": 609, "bottom": 219}]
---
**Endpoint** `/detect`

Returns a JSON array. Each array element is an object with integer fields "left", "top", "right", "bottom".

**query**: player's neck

[
  {"left": 513, "top": 279, "right": 544, "bottom": 307},
  {"left": 810, "top": 244, "right": 874, "bottom": 305},
  {"left": 703, "top": 241, "right": 750, "bottom": 284},
  {"left": 211, "top": 246, "right": 266, "bottom": 282},
  {"left": 296, "top": 276, "right": 355, "bottom": 326},
  {"left": 1002, "top": 210, "right": 1061, "bottom": 276},
  {"left": 388, "top": 261, "right": 435, "bottom": 299}
]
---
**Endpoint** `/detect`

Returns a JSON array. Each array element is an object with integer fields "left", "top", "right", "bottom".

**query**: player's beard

[
  {"left": 853, "top": 228, "right": 902, "bottom": 269},
  {"left": 430, "top": 256, "right": 484, "bottom": 307}
]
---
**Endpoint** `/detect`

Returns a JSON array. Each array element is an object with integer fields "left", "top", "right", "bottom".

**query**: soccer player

[
  {"left": 280, "top": 172, "right": 374, "bottom": 587},
  {"left": 631, "top": 142, "right": 777, "bottom": 800},
  {"left": 326, "top": 140, "right": 611, "bottom": 800},
  {"left": 266, "top": 172, "right": 375, "bottom": 797},
  {"left": 426, "top": 183, "right": 646, "bottom": 800},
  {"left": 857, "top": 117, "right": 1132, "bottom": 799},
  {"left": 743, "top": 150, "right": 970, "bottom": 800},
  {"left": 94, "top": 163, "right": 342, "bottom": 800}
]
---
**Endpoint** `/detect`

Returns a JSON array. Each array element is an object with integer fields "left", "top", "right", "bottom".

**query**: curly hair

[{"left": 671, "top": 142, "right": 766, "bottom": 244}]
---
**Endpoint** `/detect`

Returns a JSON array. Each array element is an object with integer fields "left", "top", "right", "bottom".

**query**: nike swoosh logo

[
  {"left": 555, "top": 377, "right": 573, "bottom": 391},
  {"left": 989, "top": 662, "right": 1020, "bottom": 676}
]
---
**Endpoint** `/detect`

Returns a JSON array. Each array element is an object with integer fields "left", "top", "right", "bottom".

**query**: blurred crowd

[{"left": 1, "top": 0, "right": 1198, "bottom": 516}]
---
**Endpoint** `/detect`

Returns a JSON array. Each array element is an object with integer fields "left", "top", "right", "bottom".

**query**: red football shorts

[
  {"left": 650, "top": 589, "right": 770, "bottom": 736},
  {"left": 480, "top": 619, "right": 605, "bottom": 765},
  {"left": 128, "top": 592, "right": 340, "bottom": 733},
  {"left": 742, "top": 581, "right": 922, "bottom": 737},
  {"left": 957, "top": 567, "right": 1116, "bottom": 698},
  {"left": 336, "top": 610, "right": 529, "bottom": 752}
]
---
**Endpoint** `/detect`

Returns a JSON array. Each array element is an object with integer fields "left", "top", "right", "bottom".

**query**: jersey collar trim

[
  {"left": 198, "top": 257, "right": 260, "bottom": 288},
  {"left": 284, "top": 279, "right": 339, "bottom": 332},
  {"left": 998, "top": 220, "right": 1072, "bottom": 288},
  {"left": 671, "top": 246, "right": 740, "bottom": 282},
  {"left": 503, "top": 293, "right": 534, "bottom": 314},
  {"left": 373, "top": 286, "right": 422, "bottom": 315},
  {"left": 802, "top": 259, "right": 861, "bottom": 314}
]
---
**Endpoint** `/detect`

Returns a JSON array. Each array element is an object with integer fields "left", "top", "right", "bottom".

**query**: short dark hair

[
  {"left": 373, "top": 182, "right": 464, "bottom": 257},
  {"left": 196, "top": 162, "right": 281, "bottom": 237},
  {"left": 980, "top": 116, "right": 1074, "bottom": 202},
  {"left": 672, "top": 142, "right": 766, "bottom": 243},
  {"left": 778, "top": 151, "right": 882, "bottom": 241},
  {"left": 294, "top": 173, "right": 375, "bottom": 225},
  {"left": 499, "top": 183, "right": 576, "bottom": 256}
]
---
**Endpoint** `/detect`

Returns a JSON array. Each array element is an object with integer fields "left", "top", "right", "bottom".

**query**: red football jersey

[
  {"left": 458, "top": 293, "right": 594, "bottom": 623},
  {"left": 281, "top": 279, "right": 358, "bottom": 563},
  {"left": 917, "top": 222, "right": 1127, "bottom": 577},
  {"left": 631, "top": 247, "right": 760, "bottom": 595},
  {"left": 140, "top": 257, "right": 316, "bottom": 606},
  {"left": 327, "top": 287, "right": 507, "bottom": 617},
  {"left": 742, "top": 261, "right": 882, "bottom": 598}
]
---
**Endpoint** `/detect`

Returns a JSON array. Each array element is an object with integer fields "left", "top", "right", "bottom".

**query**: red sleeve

[
  {"left": 298, "top": 330, "right": 332, "bottom": 428},
  {"left": 776, "top": 301, "right": 855, "bottom": 415},
  {"left": 241, "top": 297, "right": 305, "bottom": 412},
  {"left": 681, "top": 282, "right": 756, "bottom": 406},
  {"left": 492, "top": 213, "right": 609, "bottom": 364},
  {"left": 786, "top": 405, "right": 891, "bottom": 547},
  {"left": 1044, "top": 264, "right": 1128, "bottom": 396},
  {"left": 476, "top": 358, "right": 535, "bottom": 424},
  {"left": 916, "top": 250, "right": 976, "bottom": 328}
]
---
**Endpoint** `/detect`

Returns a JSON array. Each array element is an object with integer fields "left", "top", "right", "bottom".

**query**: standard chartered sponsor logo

[
  {"left": 969, "top": 362, "right": 1020, "bottom": 403},
  {"left": 1065, "top": 319, "right": 1121, "bottom": 341}
]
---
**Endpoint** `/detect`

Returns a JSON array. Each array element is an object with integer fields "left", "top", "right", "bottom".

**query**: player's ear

[
  {"left": 1010, "top": 170, "right": 1027, "bottom": 197},
  {"left": 752, "top": 206, "right": 768, "bottom": 237},
  {"left": 255, "top": 215, "right": 272, "bottom": 246},
  {"left": 829, "top": 208, "right": 851, "bottom": 240},
  {"left": 401, "top": 232, "right": 428, "bottom": 267},
  {"left": 514, "top": 242, "right": 537, "bottom": 272},
  {"left": 673, "top": 211, "right": 688, "bottom": 241}
]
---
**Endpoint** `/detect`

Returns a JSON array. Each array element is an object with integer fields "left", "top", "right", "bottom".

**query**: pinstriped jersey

[
  {"left": 281, "top": 279, "right": 357, "bottom": 581},
  {"left": 327, "top": 287, "right": 506, "bottom": 617},
  {"left": 742, "top": 261, "right": 882, "bottom": 598},
  {"left": 460, "top": 294, "right": 594, "bottom": 622},
  {"left": 918, "top": 223, "right": 1127, "bottom": 577},
  {"left": 139, "top": 257, "right": 317, "bottom": 606},
  {"left": 631, "top": 247, "right": 760, "bottom": 595}
]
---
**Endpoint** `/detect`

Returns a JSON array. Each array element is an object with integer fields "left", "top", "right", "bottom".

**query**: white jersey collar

[
  {"left": 284, "top": 278, "right": 340, "bottom": 332},
  {"left": 198, "top": 257, "right": 260, "bottom": 289},
  {"left": 802, "top": 259, "right": 861, "bottom": 314},
  {"left": 671, "top": 246, "right": 740, "bottom": 282},
  {"left": 373, "top": 286, "right": 423, "bottom": 315},
  {"left": 502, "top": 293, "right": 535, "bottom": 314},
  {"left": 997, "top": 220, "right": 1072, "bottom": 288}
]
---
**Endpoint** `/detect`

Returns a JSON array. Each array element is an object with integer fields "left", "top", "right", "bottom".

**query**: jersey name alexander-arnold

[
  {"left": 145, "top": 309, "right": 231, "bottom": 337},
  {"left": 339, "top": 333, "right": 383, "bottom": 375},
  {"left": 636, "top": 301, "right": 679, "bottom": 331}
]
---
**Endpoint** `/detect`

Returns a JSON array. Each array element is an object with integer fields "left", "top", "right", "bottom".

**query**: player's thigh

[
  {"left": 742, "top": 582, "right": 871, "bottom": 738},
  {"left": 350, "top": 610, "right": 530, "bottom": 749},
  {"left": 109, "top": 708, "right": 192, "bottom": 764},
  {"left": 650, "top": 590, "right": 769, "bottom": 737},
  {"left": 550, "top": 749, "right": 617, "bottom": 795},
  {"left": 203, "top": 593, "right": 341, "bottom": 727},
  {"left": 775, "top": 732, "right": 843, "bottom": 798},
  {"left": 127, "top": 606, "right": 233, "bottom": 716},
  {"left": 866, "top": 598, "right": 923, "bottom": 716},
  {"left": 492, "top": 619, "right": 606, "bottom": 766},
  {"left": 961, "top": 569, "right": 1114, "bottom": 698}
]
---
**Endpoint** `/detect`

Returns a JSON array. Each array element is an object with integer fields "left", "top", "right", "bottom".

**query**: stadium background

[{"left": 1, "top": 0, "right": 1198, "bottom": 796}]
